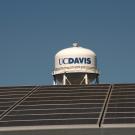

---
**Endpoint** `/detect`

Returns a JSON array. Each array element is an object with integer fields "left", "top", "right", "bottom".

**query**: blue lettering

[
  {"left": 63, "top": 58, "right": 68, "bottom": 64},
  {"left": 69, "top": 58, "right": 74, "bottom": 64},
  {"left": 84, "top": 58, "right": 87, "bottom": 64},
  {"left": 59, "top": 57, "right": 91, "bottom": 65},
  {"left": 74, "top": 58, "right": 79, "bottom": 64},
  {"left": 79, "top": 58, "right": 84, "bottom": 64},
  {"left": 59, "top": 59, "right": 63, "bottom": 65},
  {"left": 87, "top": 58, "right": 91, "bottom": 64}
]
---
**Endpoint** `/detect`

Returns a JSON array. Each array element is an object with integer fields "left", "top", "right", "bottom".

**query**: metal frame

[{"left": 53, "top": 73, "right": 99, "bottom": 85}]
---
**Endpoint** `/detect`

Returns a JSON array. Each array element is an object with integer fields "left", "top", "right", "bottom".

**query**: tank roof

[{"left": 56, "top": 44, "right": 96, "bottom": 57}]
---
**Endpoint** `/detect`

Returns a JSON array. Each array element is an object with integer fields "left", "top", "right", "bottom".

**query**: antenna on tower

[{"left": 72, "top": 42, "right": 80, "bottom": 47}]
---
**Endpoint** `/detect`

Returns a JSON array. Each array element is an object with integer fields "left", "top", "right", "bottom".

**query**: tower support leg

[
  {"left": 96, "top": 76, "right": 99, "bottom": 84},
  {"left": 63, "top": 74, "right": 66, "bottom": 85},
  {"left": 53, "top": 75, "right": 56, "bottom": 85},
  {"left": 84, "top": 74, "right": 88, "bottom": 85}
]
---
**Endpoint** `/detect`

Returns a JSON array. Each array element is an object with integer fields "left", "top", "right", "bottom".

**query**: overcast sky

[{"left": 0, "top": 0, "right": 135, "bottom": 86}]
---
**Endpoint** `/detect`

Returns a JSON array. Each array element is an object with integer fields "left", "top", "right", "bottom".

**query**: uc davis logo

[{"left": 59, "top": 57, "right": 91, "bottom": 65}]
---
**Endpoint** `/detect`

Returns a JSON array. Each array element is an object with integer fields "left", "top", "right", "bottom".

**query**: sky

[{"left": 0, "top": 0, "right": 135, "bottom": 86}]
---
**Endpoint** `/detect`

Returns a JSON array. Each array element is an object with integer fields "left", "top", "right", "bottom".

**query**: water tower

[{"left": 52, "top": 43, "right": 99, "bottom": 85}]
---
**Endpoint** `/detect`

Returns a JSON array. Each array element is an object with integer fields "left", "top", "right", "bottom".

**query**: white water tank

[{"left": 52, "top": 43, "right": 99, "bottom": 85}]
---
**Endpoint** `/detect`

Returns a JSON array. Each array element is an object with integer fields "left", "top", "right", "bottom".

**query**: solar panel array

[
  {"left": 0, "top": 86, "right": 35, "bottom": 117},
  {"left": 0, "top": 84, "right": 135, "bottom": 129},
  {"left": 0, "top": 84, "right": 110, "bottom": 127},
  {"left": 102, "top": 84, "right": 135, "bottom": 127}
]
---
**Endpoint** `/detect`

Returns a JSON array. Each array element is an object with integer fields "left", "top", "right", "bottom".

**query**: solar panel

[
  {"left": 0, "top": 84, "right": 110, "bottom": 128},
  {"left": 0, "top": 86, "right": 35, "bottom": 117},
  {"left": 102, "top": 84, "right": 135, "bottom": 127}
]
